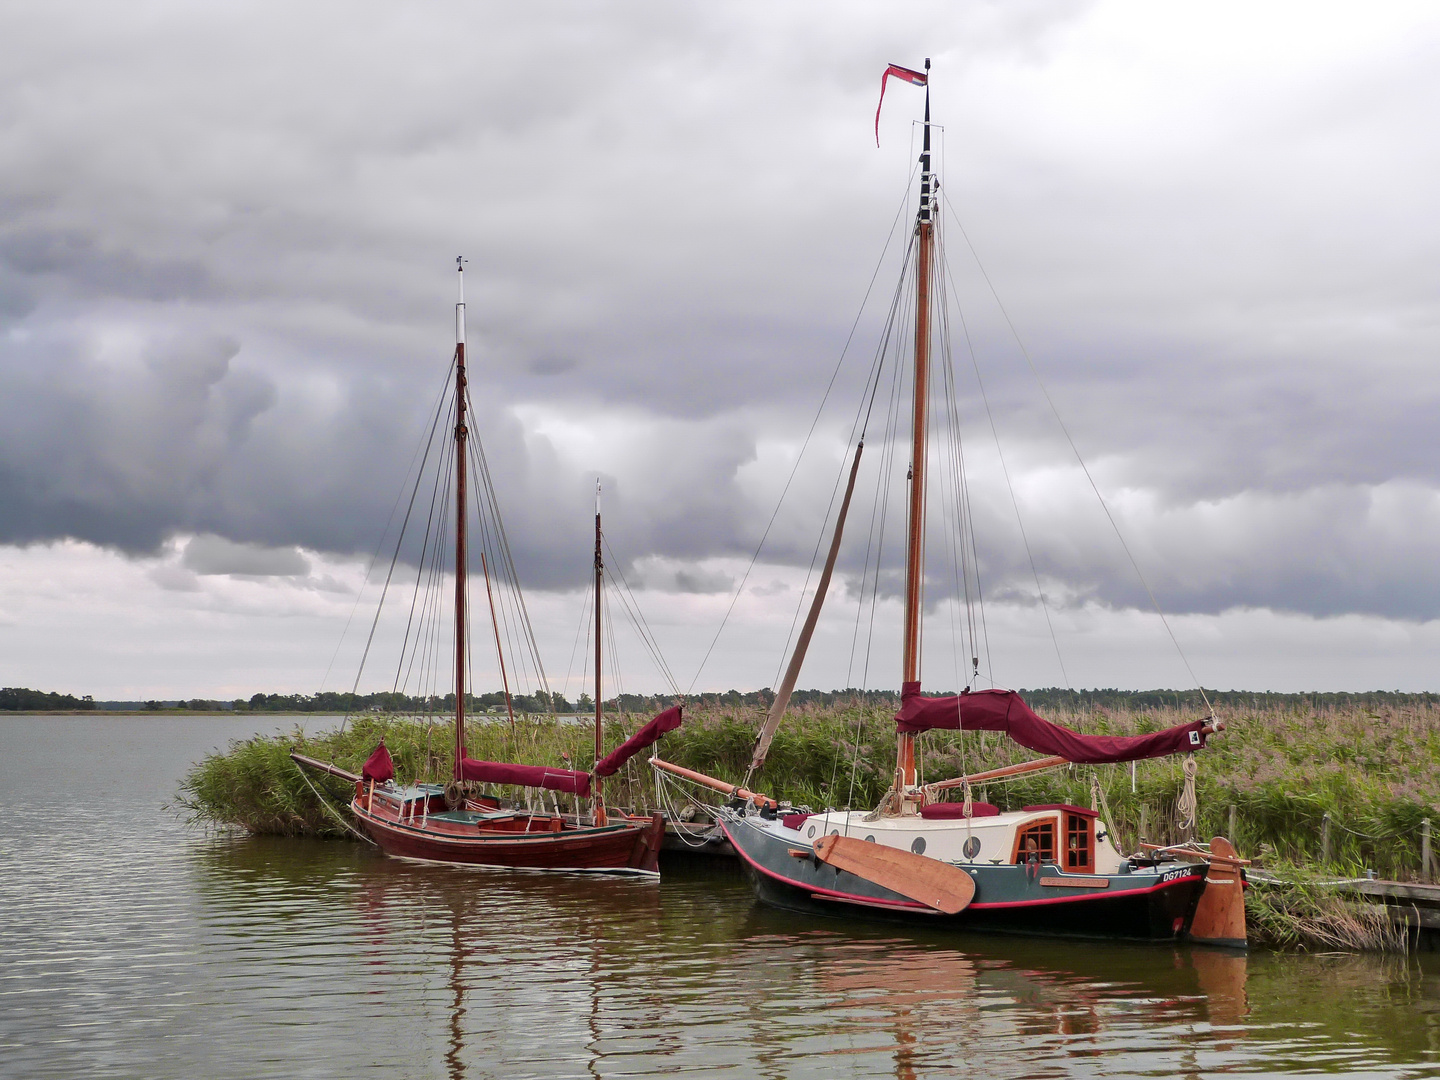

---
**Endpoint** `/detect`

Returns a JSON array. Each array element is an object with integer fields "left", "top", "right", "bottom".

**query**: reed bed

[
  {"left": 177, "top": 698, "right": 1440, "bottom": 873},
  {"left": 174, "top": 697, "right": 1440, "bottom": 949}
]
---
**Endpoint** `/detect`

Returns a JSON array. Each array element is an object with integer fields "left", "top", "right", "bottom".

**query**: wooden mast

[
  {"left": 895, "top": 59, "right": 933, "bottom": 808},
  {"left": 453, "top": 257, "right": 469, "bottom": 779},
  {"left": 592, "top": 479, "right": 606, "bottom": 825}
]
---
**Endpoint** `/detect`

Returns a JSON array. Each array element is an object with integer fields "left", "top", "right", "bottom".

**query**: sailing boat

[
  {"left": 653, "top": 61, "right": 1247, "bottom": 943},
  {"left": 298, "top": 260, "right": 678, "bottom": 873}
]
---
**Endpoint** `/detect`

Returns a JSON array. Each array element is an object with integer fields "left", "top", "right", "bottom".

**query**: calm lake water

[{"left": 3, "top": 714, "right": 1440, "bottom": 1079}]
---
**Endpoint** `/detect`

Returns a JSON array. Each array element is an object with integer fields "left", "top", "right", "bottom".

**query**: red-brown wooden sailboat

[
  {"left": 654, "top": 61, "right": 1247, "bottom": 943},
  {"left": 313, "top": 261, "right": 677, "bottom": 873}
]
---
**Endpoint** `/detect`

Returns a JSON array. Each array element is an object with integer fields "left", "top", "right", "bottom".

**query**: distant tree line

[
  {"left": 5, "top": 684, "right": 1437, "bottom": 714},
  {"left": 0, "top": 687, "right": 97, "bottom": 711}
]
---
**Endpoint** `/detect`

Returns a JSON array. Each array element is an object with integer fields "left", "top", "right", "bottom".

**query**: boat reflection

[{"left": 185, "top": 837, "right": 1271, "bottom": 1080}]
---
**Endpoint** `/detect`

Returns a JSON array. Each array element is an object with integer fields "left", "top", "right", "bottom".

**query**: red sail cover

[
  {"left": 459, "top": 758, "right": 592, "bottom": 797},
  {"left": 894, "top": 683, "right": 1208, "bottom": 764},
  {"left": 593, "top": 706, "right": 683, "bottom": 778},
  {"left": 361, "top": 741, "right": 395, "bottom": 783}
]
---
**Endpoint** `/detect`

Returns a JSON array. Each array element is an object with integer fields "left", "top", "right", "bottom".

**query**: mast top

[
  {"left": 455, "top": 256, "right": 467, "bottom": 346},
  {"left": 919, "top": 63, "right": 933, "bottom": 223}
]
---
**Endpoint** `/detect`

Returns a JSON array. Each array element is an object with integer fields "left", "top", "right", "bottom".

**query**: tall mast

[
  {"left": 895, "top": 58, "right": 933, "bottom": 805},
  {"left": 592, "top": 479, "right": 606, "bottom": 825},
  {"left": 454, "top": 256, "right": 469, "bottom": 778}
]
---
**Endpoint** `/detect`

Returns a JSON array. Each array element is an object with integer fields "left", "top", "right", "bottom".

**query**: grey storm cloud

[
  {"left": 2, "top": 0, "right": 1439, "bottom": 626},
  {"left": 181, "top": 535, "right": 310, "bottom": 577}
]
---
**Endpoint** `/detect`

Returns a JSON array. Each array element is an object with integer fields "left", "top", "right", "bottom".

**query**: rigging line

[
  {"left": 599, "top": 541, "right": 676, "bottom": 692},
  {"left": 603, "top": 583, "right": 625, "bottom": 710},
  {"left": 394, "top": 397, "right": 455, "bottom": 691},
  {"left": 401, "top": 442, "right": 452, "bottom": 695},
  {"left": 353, "top": 353, "right": 458, "bottom": 695},
  {"left": 774, "top": 230, "right": 920, "bottom": 697},
  {"left": 321, "top": 361, "right": 454, "bottom": 694},
  {"left": 473, "top": 498, "right": 529, "bottom": 697},
  {"left": 463, "top": 427, "right": 540, "bottom": 699},
  {"left": 563, "top": 573, "right": 593, "bottom": 700},
  {"left": 941, "top": 240, "right": 1072, "bottom": 693},
  {"left": 935, "top": 231, "right": 983, "bottom": 680},
  {"left": 464, "top": 405, "right": 552, "bottom": 698},
  {"left": 421, "top": 485, "right": 452, "bottom": 702},
  {"left": 601, "top": 540, "right": 682, "bottom": 696},
  {"left": 858, "top": 278, "right": 913, "bottom": 692},
  {"left": 940, "top": 187, "right": 1210, "bottom": 710},
  {"left": 934, "top": 282, "right": 967, "bottom": 696},
  {"left": 602, "top": 564, "right": 678, "bottom": 696},
  {"left": 844, "top": 249, "right": 913, "bottom": 686},
  {"left": 685, "top": 166, "right": 922, "bottom": 696},
  {"left": 769, "top": 429, "right": 862, "bottom": 695}
]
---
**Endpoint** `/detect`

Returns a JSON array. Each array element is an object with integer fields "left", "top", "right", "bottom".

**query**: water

[{"left": 3, "top": 715, "right": 1440, "bottom": 1079}]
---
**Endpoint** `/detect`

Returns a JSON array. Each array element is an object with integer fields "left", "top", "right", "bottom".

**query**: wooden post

[
  {"left": 1228, "top": 803, "right": 1237, "bottom": 842},
  {"left": 1423, "top": 818, "right": 1432, "bottom": 882},
  {"left": 1321, "top": 812, "right": 1332, "bottom": 865}
]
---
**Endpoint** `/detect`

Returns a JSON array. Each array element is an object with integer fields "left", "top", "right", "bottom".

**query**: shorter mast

[
  {"left": 454, "top": 256, "right": 469, "bottom": 778},
  {"left": 592, "top": 480, "right": 607, "bottom": 826}
]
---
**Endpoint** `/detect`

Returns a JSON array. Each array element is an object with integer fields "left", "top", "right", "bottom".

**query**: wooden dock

[{"left": 1344, "top": 879, "right": 1440, "bottom": 947}]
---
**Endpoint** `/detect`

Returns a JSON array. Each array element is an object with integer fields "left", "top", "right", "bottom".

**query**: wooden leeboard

[
  {"left": 1188, "top": 835, "right": 1248, "bottom": 947},
  {"left": 812, "top": 834, "right": 976, "bottom": 914}
]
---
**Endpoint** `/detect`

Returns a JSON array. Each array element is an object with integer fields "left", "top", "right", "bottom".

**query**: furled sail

[
  {"left": 594, "top": 705, "right": 683, "bottom": 778},
  {"left": 894, "top": 683, "right": 1209, "bottom": 764},
  {"left": 459, "top": 758, "right": 593, "bottom": 797},
  {"left": 362, "top": 741, "right": 395, "bottom": 783}
]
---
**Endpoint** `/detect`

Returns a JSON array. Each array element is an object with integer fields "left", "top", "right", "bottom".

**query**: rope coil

[{"left": 1176, "top": 754, "right": 1199, "bottom": 837}]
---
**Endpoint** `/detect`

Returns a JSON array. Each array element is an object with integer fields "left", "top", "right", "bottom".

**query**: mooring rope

[{"left": 291, "top": 760, "right": 377, "bottom": 845}]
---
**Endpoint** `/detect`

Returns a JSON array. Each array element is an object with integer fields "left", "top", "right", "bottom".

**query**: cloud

[
  {"left": 3, "top": 1, "right": 1440, "bottom": 699},
  {"left": 181, "top": 534, "right": 310, "bottom": 577}
]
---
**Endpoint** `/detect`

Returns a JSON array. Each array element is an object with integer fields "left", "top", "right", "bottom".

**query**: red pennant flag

[{"left": 876, "top": 63, "right": 928, "bottom": 147}]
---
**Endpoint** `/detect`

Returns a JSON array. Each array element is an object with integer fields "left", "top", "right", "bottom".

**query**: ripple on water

[{"left": 4, "top": 716, "right": 1440, "bottom": 1078}]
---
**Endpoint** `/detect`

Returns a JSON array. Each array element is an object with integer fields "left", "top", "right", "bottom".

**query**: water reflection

[
  {"left": 8, "top": 716, "right": 1440, "bottom": 1079},
  {"left": 174, "top": 833, "right": 1440, "bottom": 1079},
  {"left": 184, "top": 832, "right": 1440, "bottom": 1074}
]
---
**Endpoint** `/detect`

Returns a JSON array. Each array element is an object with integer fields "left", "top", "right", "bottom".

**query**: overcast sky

[{"left": 3, "top": 1, "right": 1439, "bottom": 699}]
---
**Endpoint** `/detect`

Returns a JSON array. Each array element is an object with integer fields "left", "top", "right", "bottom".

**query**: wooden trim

[
  {"left": 928, "top": 756, "right": 1068, "bottom": 792},
  {"left": 1040, "top": 876, "right": 1109, "bottom": 888},
  {"left": 1010, "top": 816, "right": 1058, "bottom": 864},
  {"left": 1063, "top": 811, "right": 1095, "bottom": 875}
]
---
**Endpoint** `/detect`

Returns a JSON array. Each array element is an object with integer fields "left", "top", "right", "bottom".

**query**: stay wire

[
  {"left": 686, "top": 164, "right": 921, "bottom": 696},
  {"left": 322, "top": 360, "right": 455, "bottom": 698},
  {"left": 941, "top": 237, "right": 1072, "bottom": 693},
  {"left": 940, "top": 187, "right": 1211, "bottom": 712},
  {"left": 352, "top": 353, "right": 458, "bottom": 697}
]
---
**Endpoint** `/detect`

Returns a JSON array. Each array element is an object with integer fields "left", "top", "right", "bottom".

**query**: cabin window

[
  {"left": 1013, "top": 820, "right": 1055, "bottom": 865},
  {"left": 1065, "top": 812, "right": 1094, "bottom": 873}
]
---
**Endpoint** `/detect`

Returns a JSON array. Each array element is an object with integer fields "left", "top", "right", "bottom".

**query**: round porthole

[
  {"left": 911, "top": 837, "right": 926, "bottom": 855},
  {"left": 963, "top": 836, "right": 981, "bottom": 860},
  {"left": 864, "top": 835, "right": 875, "bottom": 843},
  {"left": 806, "top": 825, "right": 816, "bottom": 838}
]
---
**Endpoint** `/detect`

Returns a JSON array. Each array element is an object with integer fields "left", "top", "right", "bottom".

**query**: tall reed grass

[{"left": 176, "top": 697, "right": 1440, "bottom": 883}]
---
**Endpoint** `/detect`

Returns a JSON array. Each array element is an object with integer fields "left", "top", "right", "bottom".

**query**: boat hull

[
  {"left": 353, "top": 788, "right": 665, "bottom": 873},
  {"left": 720, "top": 812, "right": 1206, "bottom": 941}
]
